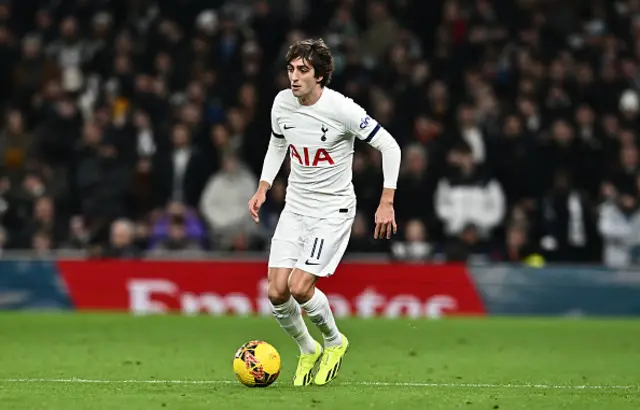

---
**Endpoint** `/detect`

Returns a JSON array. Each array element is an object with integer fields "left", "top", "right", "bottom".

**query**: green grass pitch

[{"left": 0, "top": 313, "right": 639, "bottom": 409}]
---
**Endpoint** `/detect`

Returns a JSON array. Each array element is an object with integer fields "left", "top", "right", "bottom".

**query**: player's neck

[{"left": 299, "top": 86, "right": 323, "bottom": 106}]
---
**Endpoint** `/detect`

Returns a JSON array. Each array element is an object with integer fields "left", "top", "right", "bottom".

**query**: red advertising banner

[{"left": 57, "top": 261, "right": 486, "bottom": 318}]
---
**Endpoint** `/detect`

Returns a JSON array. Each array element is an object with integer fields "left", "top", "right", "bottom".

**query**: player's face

[{"left": 287, "top": 57, "right": 321, "bottom": 98}]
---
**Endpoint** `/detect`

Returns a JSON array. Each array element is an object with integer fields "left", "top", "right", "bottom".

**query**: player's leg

[
  {"left": 289, "top": 271, "right": 343, "bottom": 348},
  {"left": 290, "top": 271, "right": 348, "bottom": 386},
  {"left": 267, "top": 211, "right": 322, "bottom": 386},
  {"left": 267, "top": 266, "right": 317, "bottom": 355},
  {"left": 289, "top": 215, "right": 354, "bottom": 385}
]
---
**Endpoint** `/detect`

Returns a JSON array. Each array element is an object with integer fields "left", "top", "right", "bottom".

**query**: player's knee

[
  {"left": 268, "top": 288, "right": 290, "bottom": 305},
  {"left": 267, "top": 281, "right": 290, "bottom": 305},
  {"left": 267, "top": 267, "right": 292, "bottom": 305},
  {"left": 288, "top": 274, "right": 315, "bottom": 304}
]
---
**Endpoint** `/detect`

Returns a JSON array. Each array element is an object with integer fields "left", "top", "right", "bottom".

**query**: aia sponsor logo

[{"left": 290, "top": 145, "right": 334, "bottom": 167}]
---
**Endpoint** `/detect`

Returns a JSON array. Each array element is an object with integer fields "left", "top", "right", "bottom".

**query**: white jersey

[{"left": 269, "top": 88, "right": 381, "bottom": 218}]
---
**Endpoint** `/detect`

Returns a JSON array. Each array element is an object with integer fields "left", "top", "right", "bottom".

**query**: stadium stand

[{"left": 0, "top": 0, "right": 639, "bottom": 266}]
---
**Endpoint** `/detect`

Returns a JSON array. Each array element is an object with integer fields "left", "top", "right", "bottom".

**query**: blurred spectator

[
  {"left": 538, "top": 119, "right": 594, "bottom": 196},
  {"left": 536, "top": 169, "right": 600, "bottom": 263},
  {"left": 73, "top": 120, "right": 130, "bottom": 227},
  {"left": 492, "top": 223, "right": 540, "bottom": 264},
  {"left": 444, "top": 223, "right": 491, "bottom": 263},
  {"left": 390, "top": 219, "right": 433, "bottom": 261},
  {"left": 360, "top": 0, "right": 399, "bottom": 67},
  {"left": 16, "top": 196, "right": 66, "bottom": 249},
  {"left": 2, "top": 171, "right": 45, "bottom": 241},
  {"left": 456, "top": 103, "right": 486, "bottom": 164},
  {"left": 489, "top": 113, "right": 538, "bottom": 207},
  {"left": 151, "top": 123, "right": 209, "bottom": 210},
  {"left": 61, "top": 215, "right": 90, "bottom": 250},
  {"left": 32, "top": 230, "right": 53, "bottom": 257},
  {"left": 395, "top": 143, "right": 437, "bottom": 229},
  {"left": 435, "top": 142, "right": 505, "bottom": 239},
  {"left": 103, "top": 219, "right": 139, "bottom": 259},
  {"left": 200, "top": 154, "right": 258, "bottom": 251},
  {"left": 598, "top": 192, "right": 640, "bottom": 267},
  {"left": 13, "top": 34, "right": 61, "bottom": 111},
  {"left": 151, "top": 214, "right": 204, "bottom": 252},
  {"left": 133, "top": 221, "right": 151, "bottom": 251},
  {"left": 619, "top": 90, "right": 640, "bottom": 129},
  {"left": 606, "top": 144, "right": 639, "bottom": 195},
  {"left": 0, "top": 109, "right": 35, "bottom": 183},
  {"left": 149, "top": 201, "right": 206, "bottom": 249}
]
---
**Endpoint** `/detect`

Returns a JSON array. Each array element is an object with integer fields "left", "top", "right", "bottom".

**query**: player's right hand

[{"left": 248, "top": 190, "right": 267, "bottom": 223}]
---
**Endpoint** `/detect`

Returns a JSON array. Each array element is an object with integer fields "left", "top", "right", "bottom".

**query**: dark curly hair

[{"left": 285, "top": 38, "right": 334, "bottom": 88}]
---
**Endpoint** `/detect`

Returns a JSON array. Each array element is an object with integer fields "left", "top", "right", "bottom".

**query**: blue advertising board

[
  {"left": 0, "top": 260, "right": 73, "bottom": 310},
  {"left": 469, "top": 265, "right": 640, "bottom": 316}
]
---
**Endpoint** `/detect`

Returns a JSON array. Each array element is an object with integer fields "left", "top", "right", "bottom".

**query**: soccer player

[{"left": 247, "top": 38, "right": 401, "bottom": 386}]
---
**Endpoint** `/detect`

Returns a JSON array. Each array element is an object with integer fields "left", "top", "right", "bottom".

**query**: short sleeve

[
  {"left": 271, "top": 96, "right": 284, "bottom": 139},
  {"left": 340, "top": 97, "right": 382, "bottom": 143}
]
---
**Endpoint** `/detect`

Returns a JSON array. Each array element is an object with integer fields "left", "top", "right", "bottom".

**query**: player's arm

[
  {"left": 259, "top": 96, "right": 289, "bottom": 191},
  {"left": 342, "top": 99, "right": 401, "bottom": 238},
  {"left": 249, "top": 100, "right": 288, "bottom": 223},
  {"left": 258, "top": 131, "right": 288, "bottom": 192},
  {"left": 365, "top": 127, "right": 401, "bottom": 203}
]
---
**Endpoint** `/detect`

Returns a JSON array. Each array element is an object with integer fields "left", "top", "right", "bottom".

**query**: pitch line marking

[{"left": 1, "top": 378, "right": 638, "bottom": 390}]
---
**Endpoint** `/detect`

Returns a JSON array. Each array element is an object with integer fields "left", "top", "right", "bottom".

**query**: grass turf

[{"left": 0, "top": 313, "right": 639, "bottom": 409}]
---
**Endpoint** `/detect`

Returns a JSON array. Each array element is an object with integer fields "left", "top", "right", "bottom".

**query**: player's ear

[{"left": 316, "top": 75, "right": 323, "bottom": 84}]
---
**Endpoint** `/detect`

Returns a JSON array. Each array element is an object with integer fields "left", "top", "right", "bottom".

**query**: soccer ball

[{"left": 233, "top": 340, "right": 281, "bottom": 387}]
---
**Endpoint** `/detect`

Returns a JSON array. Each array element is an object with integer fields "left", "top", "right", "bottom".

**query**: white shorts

[{"left": 268, "top": 209, "right": 354, "bottom": 277}]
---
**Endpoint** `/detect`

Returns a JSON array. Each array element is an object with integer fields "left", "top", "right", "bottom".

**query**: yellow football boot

[
  {"left": 293, "top": 340, "right": 322, "bottom": 386},
  {"left": 314, "top": 334, "right": 349, "bottom": 386}
]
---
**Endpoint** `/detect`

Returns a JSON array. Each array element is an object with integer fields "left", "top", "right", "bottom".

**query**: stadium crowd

[{"left": 0, "top": 0, "right": 640, "bottom": 266}]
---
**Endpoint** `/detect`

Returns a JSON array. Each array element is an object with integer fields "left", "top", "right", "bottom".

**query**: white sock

[
  {"left": 300, "top": 288, "right": 343, "bottom": 348},
  {"left": 271, "top": 296, "right": 318, "bottom": 354}
]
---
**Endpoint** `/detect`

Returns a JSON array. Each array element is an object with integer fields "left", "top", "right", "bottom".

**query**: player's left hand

[
  {"left": 374, "top": 202, "right": 397, "bottom": 240},
  {"left": 248, "top": 190, "right": 267, "bottom": 223}
]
